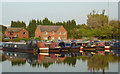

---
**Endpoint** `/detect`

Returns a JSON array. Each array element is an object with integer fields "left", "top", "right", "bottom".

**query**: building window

[
  {"left": 58, "top": 37, "right": 61, "bottom": 40},
  {"left": 58, "top": 32, "right": 61, "bottom": 35},
  {"left": 44, "top": 32, "right": 47, "bottom": 35},
  {"left": 51, "top": 32, "right": 54, "bottom": 35},
  {"left": 63, "top": 37, "right": 66, "bottom": 40},
  {"left": 51, "top": 37, "right": 54, "bottom": 40},
  {"left": 44, "top": 37, "right": 47, "bottom": 40},
  {"left": 23, "top": 32, "right": 26, "bottom": 34},
  {"left": 63, "top": 32, "right": 66, "bottom": 35},
  {"left": 10, "top": 32, "right": 13, "bottom": 35}
]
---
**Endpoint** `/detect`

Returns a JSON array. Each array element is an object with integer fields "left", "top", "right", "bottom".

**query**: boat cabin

[{"left": 59, "top": 42, "right": 79, "bottom": 48}]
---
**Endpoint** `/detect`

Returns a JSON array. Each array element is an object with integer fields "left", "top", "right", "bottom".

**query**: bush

[
  {"left": 12, "top": 37, "right": 41, "bottom": 42},
  {"left": 34, "top": 38, "right": 41, "bottom": 41},
  {"left": 2, "top": 39, "right": 11, "bottom": 42}
]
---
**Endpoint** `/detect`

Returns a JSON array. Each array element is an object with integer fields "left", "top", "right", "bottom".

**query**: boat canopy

[
  {"left": 37, "top": 42, "right": 46, "bottom": 48},
  {"left": 50, "top": 42, "right": 58, "bottom": 48}
]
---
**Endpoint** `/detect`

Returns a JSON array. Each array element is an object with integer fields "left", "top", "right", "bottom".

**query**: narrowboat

[
  {"left": 86, "top": 41, "right": 96, "bottom": 48},
  {"left": 77, "top": 41, "right": 96, "bottom": 48},
  {"left": 49, "top": 41, "right": 81, "bottom": 52},
  {"left": 37, "top": 42, "right": 49, "bottom": 53},
  {"left": 2, "top": 39, "right": 38, "bottom": 53},
  {"left": 96, "top": 41, "right": 105, "bottom": 48},
  {"left": 110, "top": 41, "right": 120, "bottom": 56}
]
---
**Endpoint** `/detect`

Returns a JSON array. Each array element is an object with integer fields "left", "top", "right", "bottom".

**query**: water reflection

[{"left": 1, "top": 51, "right": 120, "bottom": 72}]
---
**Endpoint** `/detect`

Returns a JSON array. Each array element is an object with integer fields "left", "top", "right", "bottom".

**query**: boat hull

[
  {"left": 2, "top": 43, "right": 38, "bottom": 53},
  {"left": 50, "top": 47, "right": 80, "bottom": 53}
]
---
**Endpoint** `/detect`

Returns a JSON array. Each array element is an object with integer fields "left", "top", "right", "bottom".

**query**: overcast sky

[{"left": 1, "top": 0, "right": 119, "bottom": 25}]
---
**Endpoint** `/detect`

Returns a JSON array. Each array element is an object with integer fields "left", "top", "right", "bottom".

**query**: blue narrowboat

[{"left": 2, "top": 39, "right": 38, "bottom": 53}]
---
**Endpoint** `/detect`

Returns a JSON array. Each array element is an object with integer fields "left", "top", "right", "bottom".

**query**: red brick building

[
  {"left": 35, "top": 25, "right": 67, "bottom": 40},
  {"left": 4, "top": 28, "right": 29, "bottom": 39}
]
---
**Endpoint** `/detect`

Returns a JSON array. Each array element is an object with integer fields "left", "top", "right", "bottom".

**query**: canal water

[{"left": 0, "top": 49, "right": 119, "bottom": 72}]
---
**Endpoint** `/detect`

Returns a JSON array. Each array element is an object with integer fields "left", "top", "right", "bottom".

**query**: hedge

[{"left": 2, "top": 37, "right": 41, "bottom": 42}]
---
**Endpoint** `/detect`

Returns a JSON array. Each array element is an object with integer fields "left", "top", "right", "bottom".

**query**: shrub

[
  {"left": 2, "top": 39, "right": 11, "bottom": 42},
  {"left": 12, "top": 37, "right": 41, "bottom": 42}
]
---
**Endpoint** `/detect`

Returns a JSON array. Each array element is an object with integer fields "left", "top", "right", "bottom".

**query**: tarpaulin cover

[
  {"left": 50, "top": 42, "right": 57, "bottom": 48},
  {"left": 37, "top": 42, "right": 45, "bottom": 48}
]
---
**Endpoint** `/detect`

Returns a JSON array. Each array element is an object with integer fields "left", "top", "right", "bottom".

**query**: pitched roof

[
  {"left": 6, "top": 27, "right": 24, "bottom": 32},
  {"left": 38, "top": 25, "right": 61, "bottom": 32}
]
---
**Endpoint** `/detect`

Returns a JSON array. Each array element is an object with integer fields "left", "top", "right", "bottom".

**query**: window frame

[
  {"left": 63, "top": 32, "right": 66, "bottom": 35},
  {"left": 44, "top": 31, "right": 47, "bottom": 35},
  {"left": 51, "top": 31, "right": 54, "bottom": 35},
  {"left": 10, "top": 32, "right": 13, "bottom": 35},
  {"left": 58, "top": 32, "right": 61, "bottom": 35},
  {"left": 23, "top": 32, "right": 26, "bottom": 34}
]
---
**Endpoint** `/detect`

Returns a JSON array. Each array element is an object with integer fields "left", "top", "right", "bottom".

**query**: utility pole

[{"left": 108, "top": 0, "right": 109, "bottom": 24}]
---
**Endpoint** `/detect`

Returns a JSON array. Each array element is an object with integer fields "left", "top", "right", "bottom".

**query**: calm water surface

[{"left": 0, "top": 50, "right": 119, "bottom": 72}]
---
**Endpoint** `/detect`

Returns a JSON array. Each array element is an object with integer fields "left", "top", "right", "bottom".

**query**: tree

[
  {"left": 27, "top": 19, "right": 37, "bottom": 37},
  {"left": 11, "top": 21, "right": 26, "bottom": 28},
  {"left": 109, "top": 20, "right": 119, "bottom": 39},
  {"left": 43, "top": 17, "right": 51, "bottom": 25},
  {"left": 87, "top": 10, "right": 108, "bottom": 29},
  {"left": 101, "top": 23, "right": 113, "bottom": 39}
]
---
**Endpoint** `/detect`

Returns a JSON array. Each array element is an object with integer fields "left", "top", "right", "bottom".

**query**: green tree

[
  {"left": 43, "top": 17, "right": 51, "bottom": 25},
  {"left": 87, "top": 10, "right": 108, "bottom": 29},
  {"left": 109, "top": 20, "right": 119, "bottom": 39},
  {"left": 27, "top": 19, "right": 37, "bottom": 37},
  {"left": 11, "top": 21, "right": 26, "bottom": 28}
]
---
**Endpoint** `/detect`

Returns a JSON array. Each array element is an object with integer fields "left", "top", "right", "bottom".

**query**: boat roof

[{"left": 4, "top": 42, "right": 26, "bottom": 44}]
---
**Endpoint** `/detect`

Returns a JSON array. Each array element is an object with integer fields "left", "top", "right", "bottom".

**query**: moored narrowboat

[{"left": 2, "top": 39, "right": 38, "bottom": 53}]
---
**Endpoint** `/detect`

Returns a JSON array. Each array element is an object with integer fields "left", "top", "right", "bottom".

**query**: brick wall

[
  {"left": 4, "top": 28, "right": 29, "bottom": 39},
  {"left": 35, "top": 26, "right": 67, "bottom": 40},
  {"left": 18, "top": 28, "right": 29, "bottom": 38}
]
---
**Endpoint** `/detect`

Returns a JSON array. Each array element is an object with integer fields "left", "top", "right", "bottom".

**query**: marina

[
  {"left": 1, "top": 1, "right": 120, "bottom": 73},
  {"left": 1, "top": 39, "right": 120, "bottom": 56}
]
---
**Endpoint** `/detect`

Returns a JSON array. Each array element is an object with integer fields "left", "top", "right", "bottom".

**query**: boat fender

[
  {"left": 79, "top": 46, "right": 83, "bottom": 53},
  {"left": 105, "top": 46, "right": 110, "bottom": 52}
]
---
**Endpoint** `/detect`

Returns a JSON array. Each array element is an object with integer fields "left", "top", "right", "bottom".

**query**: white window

[
  {"left": 63, "top": 37, "right": 66, "bottom": 40},
  {"left": 51, "top": 37, "right": 54, "bottom": 40},
  {"left": 44, "top": 37, "right": 47, "bottom": 40},
  {"left": 44, "top": 32, "right": 47, "bottom": 35},
  {"left": 51, "top": 32, "right": 54, "bottom": 35},
  {"left": 58, "top": 32, "right": 61, "bottom": 35},
  {"left": 63, "top": 32, "right": 66, "bottom": 35},
  {"left": 58, "top": 37, "right": 61, "bottom": 40}
]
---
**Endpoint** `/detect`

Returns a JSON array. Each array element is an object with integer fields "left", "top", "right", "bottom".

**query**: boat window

[
  {"left": 45, "top": 44, "right": 49, "bottom": 47},
  {"left": 10, "top": 45, "right": 12, "bottom": 47},
  {"left": 6, "top": 44, "right": 8, "bottom": 47},
  {"left": 71, "top": 43, "right": 77, "bottom": 47},
  {"left": 14, "top": 45, "right": 17, "bottom": 48},
  {"left": 66, "top": 43, "right": 70, "bottom": 46},
  {"left": 59, "top": 42, "right": 65, "bottom": 47},
  {"left": 73, "top": 43, "right": 75, "bottom": 46},
  {"left": 77, "top": 43, "right": 82, "bottom": 46}
]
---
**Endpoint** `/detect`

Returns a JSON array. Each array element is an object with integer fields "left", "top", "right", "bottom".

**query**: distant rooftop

[
  {"left": 3, "top": 25, "right": 11, "bottom": 28},
  {"left": 6, "top": 27, "right": 24, "bottom": 32},
  {"left": 38, "top": 25, "right": 62, "bottom": 32}
]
